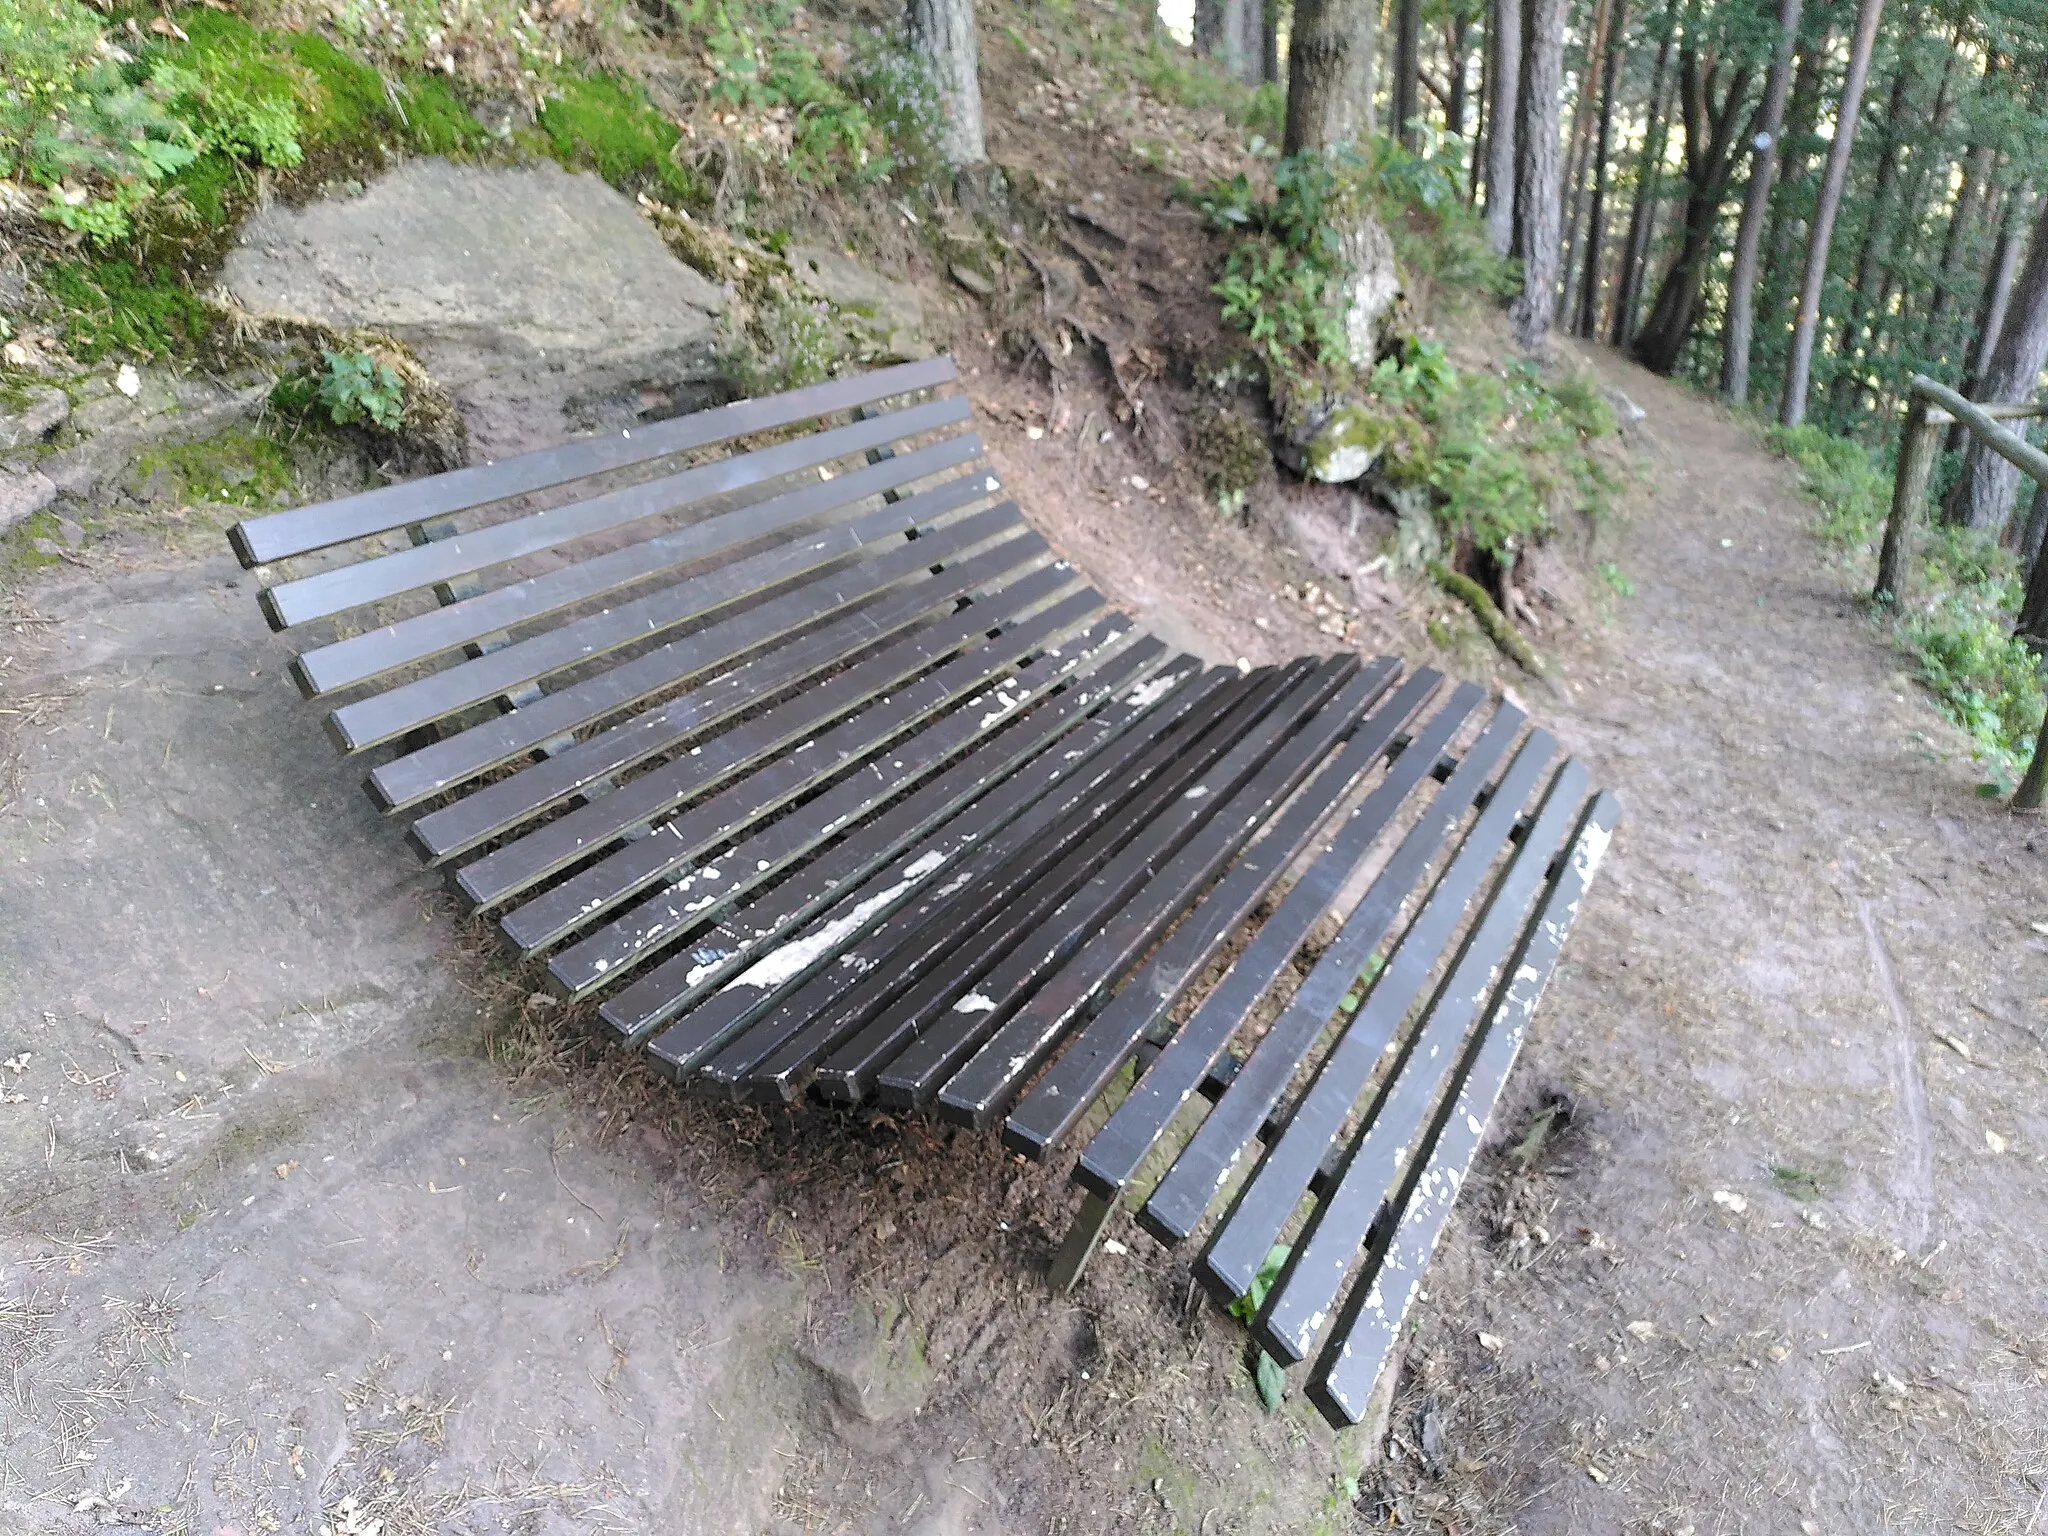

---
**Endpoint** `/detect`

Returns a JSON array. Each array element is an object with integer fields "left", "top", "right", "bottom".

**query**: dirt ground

[{"left": 4, "top": 317, "right": 2048, "bottom": 1536}]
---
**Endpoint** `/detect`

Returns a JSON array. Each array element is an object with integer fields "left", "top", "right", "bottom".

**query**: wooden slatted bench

[{"left": 227, "top": 356, "right": 1618, "bottom": 1431}]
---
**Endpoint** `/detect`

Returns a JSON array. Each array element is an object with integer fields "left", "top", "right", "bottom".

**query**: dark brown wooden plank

[
  {"left": 820, "top": 664, "right": 1309, "bottom": 1108},
  {"left": 1194, "top": 728, "right": 1558, "bottom": 1305},
  {"left": 600, "top": 629, "right": 1162, "bottom": 1044},
  {"left": 260, "top": 396, "right": 970, "bottom": 629},
  {"left": 882, "top": 659, "right": 1358, "bottom": 1114},
  {"left": 299, "top": 436, "right": 990, "bottom": 701},
  {"left": 229, "top": 356, "right": 958, "bottom": 567},
  {"left": 1307, "top": 790, "right": 1618, "bottom": 1428},
  {"left": 454, "top": 542, "right": 1062, "bottom": 911},
  {"left": 1136, "top": 698, "right": 1524, "bottom": 1246},
  {"left": 1068, "top": 679, "right": 1475, "bottom": 1200},
  {"left": 490, "top": 577, "right": 1105, "bottom": 952},
  {"left": 542, "top": 617, "right": 1147, "bottom": 997},
  {"left": 681, "top": 665, "right": 1230, "bottom": 1094},
  {"left": 938, "top": 658, "right": 1395, "bottom": 1131},
  {"left": 1254, "top": 759, "right": 1589, "bottom": 1365},
  {"left": 999, "top": 661, "right": 1429, "bottom": 1160},
  {"left": 376, "top": 499, "right": 1026, "bottom": 817}
]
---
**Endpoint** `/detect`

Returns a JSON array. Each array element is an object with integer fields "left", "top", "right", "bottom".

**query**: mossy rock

[
  {"left": 1190, "top": 403, "right": 1272, "bottom": 515},
  {"left": 1298, "top": 402, "right": 1407, "bottom": 484}
]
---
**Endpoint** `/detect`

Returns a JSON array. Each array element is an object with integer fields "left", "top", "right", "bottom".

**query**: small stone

[
  {"left": 1625, "top": 1320, "right": 1655, "bottom": 1342},
  {"left": 949, "top": 263, "right": 994, "bottom": 297},
  {"left": 115, "top": 363, "right": 142, "bottom": 398},
  {"left": 0, "top": 465, "right": 56, "bottom": 533},
  {"left": 1477, "top": 1331, "right": 1503, "bottom": 1353},
  {"left": 0, "top": 384, "right": 69, "bottom": 450},
  {"left": 1986, "top": 1129, "right": 2008, "bottom": 1155},
  {"left": 1711, "top": 1189, "right": 1747, "bottom": 1214}
]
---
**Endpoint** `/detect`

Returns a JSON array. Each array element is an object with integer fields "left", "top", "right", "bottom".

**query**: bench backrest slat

[{"left": 229, "top": 355, "right": 959, "bottom": 567}]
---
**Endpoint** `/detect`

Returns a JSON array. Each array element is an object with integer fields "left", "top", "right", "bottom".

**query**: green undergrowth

[
  {"left": 530, "top": 71, "right": 705, "bottom": 207},
  {"left": 1768, "top": 422, "right": 2043, "bottom": 790},
  {"left": 133, "top": 425, "right": 300, "bottom": 508}
]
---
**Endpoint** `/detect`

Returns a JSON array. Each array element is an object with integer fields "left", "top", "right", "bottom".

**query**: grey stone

[
  {"left": 1338, "top": 213, "right": 1401, "bottom": 369},
  {"left": 787, "top": 243, "right": 930, "bottom": 361},
  {"left": 0, "top": 463, "right": 56, "bottom": 532},
  {"left": 0, "top": 384, "right": 69, "bottom": 451},
  {"left": 220, "top": 157, "right": 728, "bottom": 456}
]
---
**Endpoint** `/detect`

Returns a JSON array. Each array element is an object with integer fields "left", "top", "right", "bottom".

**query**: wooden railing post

[{"left": 1876, "top": 389, "right": 1939, "bottom": 608}]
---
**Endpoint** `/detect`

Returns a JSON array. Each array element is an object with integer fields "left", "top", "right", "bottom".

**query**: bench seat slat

[
  {"left": 940, "top": 658, "right": 1397, "bottom": 1132},
  {"left": 1008, "top": 665, "right": 1436, "bottom": 1163},
  {"left": 1137, "top": 698, "right": 1522, "bottom": 1246},
  {"left": 603, "top": 631, "right": 1163, "bottom": 1044},
  {"left": 461, "top": 546, "right": 1064, "bottom": 916},
  {"left": 898, "top": 657, "right": 1360, "bottom": 1117},
  {"left": 229, "top": 356, "right": 959, "bottom": 567},
  {"left": 292, "top": 433, "right": 990, "bottom": 698},
  {"left": 1255, "top": 758, "right": 1589, "bottom": 1364},
  {"left": 1195, "top": 728, "right": 1559, "bottom": 1305},
  {"left": 811, "top": 665, "right": 1302, "bottom": 1106},
  {"left": 655, "top": 661, "right": 1216, "bottom": 1084},
  {"left": 1307, "top": 791, "right": 1619, "bottom": 1427},
  {"left": 493, "top": 581, "right": 1107, "bottom": 957},
  {"left": 260, "top": 395, "right": 972, "bottom": 629},
  {"left": 543, "top": 617, "right": 1143, "bottom": 997},
  {"left": 700, "top": 667, "right": 1238, "bottom": 1098}
]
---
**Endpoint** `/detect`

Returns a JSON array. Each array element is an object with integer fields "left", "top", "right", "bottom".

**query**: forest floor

[{"left": 3, "top": 308, "right": 2046, "bottom": 1534}]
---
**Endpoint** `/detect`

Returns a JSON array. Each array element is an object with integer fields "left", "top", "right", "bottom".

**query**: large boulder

[{"left": 220, "top": 158, "right": 726, "bottom": 456}]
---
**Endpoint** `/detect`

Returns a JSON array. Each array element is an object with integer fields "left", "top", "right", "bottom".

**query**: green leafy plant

[
  {"left": 40, "top": 257, "right": 208, "bottom": 359},
  {"left": 1597, "top": 561, "right": 1635, "bottom": 597},
  {"left": 315, "top": 348, "right": 405, "bottom": 430},
  {"left": 1226, "top": 1242, "right": 1290, "bottom": 1412},
  {"left": 1195, "top": 151, "right": 1356, "bottom": 391}
]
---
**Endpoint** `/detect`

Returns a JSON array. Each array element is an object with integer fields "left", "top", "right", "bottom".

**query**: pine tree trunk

[
  {"left": 1779, "top": 0, "right": 1885, "bottom": 428},
  {"left": 1824, "top": 58, "right": 1914, "bottom": 424},
  {"left": 1483, "top": 0, "right": 1522, "bottom": 255},
  {"left": 908, "top": 0, "right": 987, "bottom": 167},
  {"left": 1964, "top": 189, "right": 2027, "bottom": 397},
  {"left": 1754, "top": 33, "right": 1830, "bottom": 377},
  {"left": 1556, "top": 0, "right": 1613, "bottom": 324},
  {"left": 1610, "top": 6, "right": 1676, "bottom": 347},
  {"left": 1510, "top": 0, "right": 1569, "bottom": 351},
  {"left": 1394, "top": 0, "right": 1422, "bottom": 145},
  {"left": 1197, "top": 0, "right": 1265, "bottom": 82},
  {"left": 1720, "top": 0, "right": 1802, "bottom": 402},
  {"left": 1942, "top": 196, "right": 2048, "bottom": 534},
  {"left": 1471, "top": 10, "right": 1492, "bottom": 204},
  {"left": 1284, "top": 0, "right": 1377, "bottom": 154},
  {"left": 1448, "top": 14, "right": 1471, "bottom": 141},
  {"left": 1630, "top": 51, "right": 1756, "bottom": 377},
  {"left": 1262, "top": 0, "right": 1281, "bottom": 82},
  {"left": 1574, "top": 0, "right": 1627, "bottom": 337}
]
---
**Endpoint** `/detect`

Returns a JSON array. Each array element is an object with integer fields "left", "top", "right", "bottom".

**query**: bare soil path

[{"left": 1, "top": 336, "right": 2044, "bottom": 1536}]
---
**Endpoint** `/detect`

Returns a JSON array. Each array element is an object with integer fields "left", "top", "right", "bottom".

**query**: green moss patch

[
  {"left": 532, "top": 73, "right": 707, "bottom": 208},
  {"left": 41, "top": 258, "right": 209, "bottom": 361}
]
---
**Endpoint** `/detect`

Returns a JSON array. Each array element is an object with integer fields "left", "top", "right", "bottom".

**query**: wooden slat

[
  {"left": 543, "top": 617, "right": 1145, "bottom": 997},
  {"left": 291, "top": 435, "right": 991, "bottom": 697},
  {"left": 1002, "top": 662, "right": 1433, "bottom": 1161},
  {"left": 378, "top": 499, "right": 1026, "bottom": 817},
  {"left": 1255, "top": 759, "right": 1588, "bottom": 1365},
  {"left": 1072, "top": 680, "right": 1482, "bottom": 1201},
  {"left": 1307, "top": 791, "right": 1618, "bottom": 1428},
  {"left": 491, "top": 577, "right": 1106, "bottom": 952},
  {"left": 646, "top": 657, "right": 1212, "bottom": 1081},
  {"left": 259, "top": 395, "right": 971, "bottom": 629},
  {"left": 307, "top": 436, "right": 995, "bottom": 708},
  {"left": 230, "top": 356, "right": 958, "bottom": 567},
  {"left": 601, "top": 631, "right": 1164, "bottom": 1044},
  {"left": 940, "top": 658, "right": 1395, "bottom": 1132},
  {"left": 684, "top": 666, "right": 1233, "bottom": 1096},
  {"left": 459, "top": 547, "right": 1064, "bottom": 914},
  {"left": 1195, "top": 728, "right": 1558, "bottom": 1305},
  {"left": 829, "top": 664, "right": 1311, "bottom": 1108},
  {"left": 1137, "top": 698, "right": 1522, "bottom": 1246}
]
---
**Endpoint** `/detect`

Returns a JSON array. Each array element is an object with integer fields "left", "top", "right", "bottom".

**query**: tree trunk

[
  {"left": 908, "top": 0, "right": 987, "bottom": 167},
  {"left": 1942, "top": 196, "right": 2048, "bottom": 534},
  {"left": 1630, "top": 50, "right": 1756, "bottom": 377},
  {"left": 1824, "top": 56, "right": 1916, "bottom": 425},
  {"left": 1284, "top": 0, "right": 1377, "bottom": 154},
  {"left": 1510, "top": 0, "right": 1568, "bottom": 351},
  {"left": 1964, "top": 188, "right": 2027, "bottom": 398},
  {"left": 1556, "top": 0, "right": 1613, "bottom": 324},
  {"left": 1196, "top": 0, "right": 1265, "bottom": 83},
  {"left": 1447, "top": 13, "right": 1471, "bottom": 142},
  {"left": 1483, "top": 0, "right": 1522, "bottom": 254},
  {"left": 1719, "top": 0, "right": 1801, "bottom": 402},
  {"left": 1610, "top": 6, "right": 1676, "bottom": 347},
  {"left": 1575, "top": 0, "right": 1627, "bottom": 337},
  {"left": 1263, "top": 0, "right": 1282, "bottom": 83},
  {"left": 1393, "top": 0, "right": 1422, "bottom": 146},
  {"left": 1471, "top": 9, "right": 1491, "bottom": 204},
  {"left": 1754, "top": 32, "right": 1830, "bottom": 377},
  {"left": 1779, "top": 0, "right": 1885, "bottom": 428}
]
